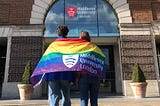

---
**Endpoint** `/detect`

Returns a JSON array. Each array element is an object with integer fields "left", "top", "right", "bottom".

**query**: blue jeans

[
  {"left": 78, "top": 74, "right": 100, "bottom": 106},
  {"left": 48, "top": 80, "right": 71, "bottom": 106}
]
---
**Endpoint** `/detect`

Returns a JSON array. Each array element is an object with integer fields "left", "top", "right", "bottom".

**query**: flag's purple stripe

[
  {"left": 30, "top": 63, "right": 80, "bottom": 86},
  {"left": 30, "top": 74, "right": 43, "bottom": 86},
  {"left": 32, "top": 63, "right": 105, "bottom": 78},
  {"left": 32, "top": 64, "right": 79, "bottom": 75}
]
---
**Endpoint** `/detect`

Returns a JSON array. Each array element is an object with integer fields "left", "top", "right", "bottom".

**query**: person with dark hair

[
  {"left": 77, "top": 30, "right": 100, "bottom": 106},
  {"left": 46, "top": 25, "right": 74, "bottom": 106},
  {"left": 56, "top": 25, "right": 69, "bottom": 37}
]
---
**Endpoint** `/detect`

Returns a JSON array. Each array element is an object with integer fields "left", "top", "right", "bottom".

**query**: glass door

[
  {"left": 0, "top": 38, "right": 7, "bottom": 97},
  {"left": 99, "top": 45, "right": 115, "bottom": 93}
]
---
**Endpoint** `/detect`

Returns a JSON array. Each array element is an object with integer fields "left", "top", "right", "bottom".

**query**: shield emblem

[
  {"left": 62, "top": 54, "right": 79, "bottom": 68},
  {"left": 66, "top": 6, "right": 77, "bottom": 18}
]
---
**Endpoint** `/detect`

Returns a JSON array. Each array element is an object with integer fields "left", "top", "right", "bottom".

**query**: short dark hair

[{"left": 56, "top": 25, "right": 69, "bottom": 36}]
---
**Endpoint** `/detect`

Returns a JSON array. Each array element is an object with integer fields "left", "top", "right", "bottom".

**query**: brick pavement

[{"left": 0, "top": 96, "right": 160, "bottom": 106}]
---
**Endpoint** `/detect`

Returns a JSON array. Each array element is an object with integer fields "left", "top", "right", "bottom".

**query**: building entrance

[
  {"left": 42, "top": 38, "right": 118, "bottom": 96},
  {"left": 42, "top": 38, "right": 117, "bottom": 96},
  {"left": 0, "top": 38, "right": 7, "bottom": 97}
]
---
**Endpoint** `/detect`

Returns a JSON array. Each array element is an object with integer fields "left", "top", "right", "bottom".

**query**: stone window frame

[{"left": 30, "top": 0, "right": 132, "bottom": 24}]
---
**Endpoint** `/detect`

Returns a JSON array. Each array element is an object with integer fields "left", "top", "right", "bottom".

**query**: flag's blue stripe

[{"left": 36, "top": 57, "right": 62, "bottom": 69}]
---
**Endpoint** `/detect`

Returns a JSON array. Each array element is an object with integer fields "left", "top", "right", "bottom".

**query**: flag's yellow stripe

[{"left": 43, "top": 39, "right": 105, "bottom": 57}]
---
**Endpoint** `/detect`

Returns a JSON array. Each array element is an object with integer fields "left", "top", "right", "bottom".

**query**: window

[{"left": 44, "top": 0, "right": 119, "bottom": 37}]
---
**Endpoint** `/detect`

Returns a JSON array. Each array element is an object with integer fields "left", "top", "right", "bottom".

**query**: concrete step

[{"left": 0, "top": 97, "right": 160, "bottom": 106}]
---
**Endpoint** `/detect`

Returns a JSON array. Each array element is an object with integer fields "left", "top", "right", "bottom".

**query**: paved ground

[{"left": 0, "top": 96, "right": 160, "bottom": 106}]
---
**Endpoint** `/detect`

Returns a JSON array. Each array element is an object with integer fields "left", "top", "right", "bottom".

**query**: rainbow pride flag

[{"left": 30, "top": 38, "right": 106, "bottom": 87}]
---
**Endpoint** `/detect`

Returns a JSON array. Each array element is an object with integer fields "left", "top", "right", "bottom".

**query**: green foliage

[
  {"left": 21, "top": 61, "right": 32, "bottom": 84},
  {"left": 131, "top": 63, "right": 146, "bottom": 83}
]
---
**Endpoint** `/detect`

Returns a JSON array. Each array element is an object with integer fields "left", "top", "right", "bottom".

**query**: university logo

[
  {"left": 62, "top": 54, "right": 79, "bottom": 68},
  {"left": 66, "top": 6, "right": 77, "bottom": 18}
]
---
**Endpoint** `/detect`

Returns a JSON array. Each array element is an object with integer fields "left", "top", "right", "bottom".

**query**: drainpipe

[
  {"left": 150, "top": 24, "right": 160, "bottom": 96},
  {"left": 118, "top": 36, "right": 124, "bottom": 95}
]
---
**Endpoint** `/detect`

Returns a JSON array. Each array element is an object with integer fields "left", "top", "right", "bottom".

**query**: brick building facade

[{"left": 0, "top": 0, "right": 160, "bottom": 98}]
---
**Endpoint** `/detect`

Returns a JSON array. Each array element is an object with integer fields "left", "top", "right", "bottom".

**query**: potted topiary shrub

[
  {"left": 17, "top": 61, "right": 34, "bottom": 100},
  {"left": 130, "top": 63, "right": 148, "bottom": 98}
]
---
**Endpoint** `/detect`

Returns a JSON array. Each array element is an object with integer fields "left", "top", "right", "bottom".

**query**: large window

[{"left": 44, "top": 0, "right": 119, "bottom": 37}]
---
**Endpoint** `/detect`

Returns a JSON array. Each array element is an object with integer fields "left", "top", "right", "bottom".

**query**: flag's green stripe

[{"left": 41, "top": 52, "right": 62, "bottom": 61}]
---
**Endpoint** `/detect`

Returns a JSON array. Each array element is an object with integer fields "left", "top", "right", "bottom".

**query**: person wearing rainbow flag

[
  {"left": 46, "top": 25, "right": 74, "bottom": 106},
  {"left": 77, "top": 31, "right": 100, "bottom": 106}
]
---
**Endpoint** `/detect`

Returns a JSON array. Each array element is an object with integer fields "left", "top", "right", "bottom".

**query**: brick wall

[
  {"left": 128, "top": 0, "right": 153, "bottom": 23},
  {"left": 0, "top": 0, "right": 34, "bottom": 24},
  {"left": 120, "top": 35, "right": 156, "bottom": 80},
  {"left": 128, "top": 0, "right": 160, "bottom": 23},
  {"left": 0, "top": 0, "right": 160, "bottom": 24},
  {"left": 152, "top": 2, "right": 160, "bottom": 20},
  {"left": 8, "top": 36, "right": 43, "bottom": 82}
]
